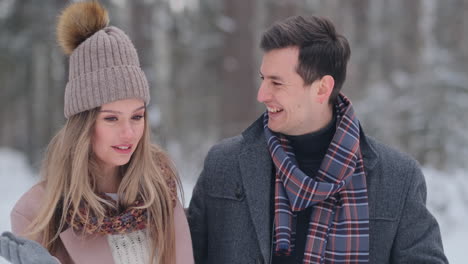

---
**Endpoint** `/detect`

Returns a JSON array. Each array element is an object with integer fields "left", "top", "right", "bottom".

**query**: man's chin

[{"left": 268, "top": 123, "right": 283, "bottom": 134}]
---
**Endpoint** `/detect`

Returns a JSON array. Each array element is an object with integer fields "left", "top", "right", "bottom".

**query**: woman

[{"left": 0, "top": 1, "right": 193, "bottom": 263}]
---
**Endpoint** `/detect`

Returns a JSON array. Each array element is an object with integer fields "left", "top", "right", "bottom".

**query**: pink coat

[{"left": 11, "top": 183, "right": 194, "bottom": 264}]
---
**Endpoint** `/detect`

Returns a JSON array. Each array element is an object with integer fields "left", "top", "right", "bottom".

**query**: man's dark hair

[{"left": 260, "top": 16, "right": 350, "bottom": 104}]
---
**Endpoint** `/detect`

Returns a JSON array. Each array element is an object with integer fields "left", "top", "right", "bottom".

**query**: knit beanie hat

[{"left": 57, "top": 1, "right": 150, "bottom": 118}]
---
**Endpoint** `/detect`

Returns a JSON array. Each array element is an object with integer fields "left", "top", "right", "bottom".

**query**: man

[{"left": 188, "top": 16, "right": 448, "bottom": 264}]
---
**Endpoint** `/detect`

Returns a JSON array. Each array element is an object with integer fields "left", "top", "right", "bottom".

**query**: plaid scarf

[{"left": 264, "top": 93, "right": 369, "bottom": 263}]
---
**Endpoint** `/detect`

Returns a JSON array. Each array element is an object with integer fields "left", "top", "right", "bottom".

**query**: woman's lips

[{"left": 112, "top": 145, "right": 132, "bottom": 154}]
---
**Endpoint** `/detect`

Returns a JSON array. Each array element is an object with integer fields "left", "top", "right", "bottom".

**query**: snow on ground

[
  {"left": 0, "top": 148, "right": 466, "bottom": 263},
  {"left": 424, "top": 167, "right": 468, "bottom": 263},
  {"left": 0, "top": 148, "right": 37, "bottom": 232},
  {"left": 0, "top": 148, "right": 37, "bottom": 264}
]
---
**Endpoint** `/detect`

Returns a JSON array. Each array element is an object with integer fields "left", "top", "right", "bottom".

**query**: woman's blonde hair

[{"left": 27, "top": 108, "right": 179, "bottom": 264}]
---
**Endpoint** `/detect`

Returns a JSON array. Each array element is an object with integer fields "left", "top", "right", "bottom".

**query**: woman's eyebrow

[{"left": 99, "top": 105, "right": 145, "bottom": 114}]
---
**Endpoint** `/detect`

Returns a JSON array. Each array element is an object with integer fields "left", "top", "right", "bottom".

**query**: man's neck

[{"left": 286, "top": 113, "right": 336, "bottom": 160}]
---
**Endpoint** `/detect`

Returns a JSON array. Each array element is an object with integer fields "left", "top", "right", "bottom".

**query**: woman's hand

[{"left": 0, "top": 232, "right": 57, "bottom": 264}]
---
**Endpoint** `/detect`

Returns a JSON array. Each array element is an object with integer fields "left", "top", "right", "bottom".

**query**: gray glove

[{"left": 0, "top": 232, "right": 57, "bottom": 264}]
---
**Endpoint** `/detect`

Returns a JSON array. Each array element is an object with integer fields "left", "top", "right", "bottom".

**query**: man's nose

[{"left": 257, "top": 81, "right": 271, "bottom": 103}]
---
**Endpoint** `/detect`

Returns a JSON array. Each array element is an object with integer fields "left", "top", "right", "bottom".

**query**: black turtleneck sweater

[{"left": 271, "top": 116, "right": 336, "bottom": 264}]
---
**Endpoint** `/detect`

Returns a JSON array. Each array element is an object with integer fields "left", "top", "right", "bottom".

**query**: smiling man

[{"left": 188, "top": 16, "right": 448, "bottom": 264}]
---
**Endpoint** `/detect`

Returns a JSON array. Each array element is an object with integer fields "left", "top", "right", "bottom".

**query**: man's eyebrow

[
  {"left": 259, "top": 71, "right": 284, "bottom": 82},
  {"left": 265, "top": 75, "right": 284, "bottom": 82}
]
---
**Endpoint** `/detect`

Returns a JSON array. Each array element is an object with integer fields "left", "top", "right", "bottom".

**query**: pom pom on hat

[{"left": 57, "top": 1, "right": 109, "bottom": 55}]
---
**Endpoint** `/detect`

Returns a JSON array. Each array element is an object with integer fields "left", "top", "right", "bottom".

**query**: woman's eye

[
  {"left": 104, "top": 116, "right": 118, "bottom": 121},
  {"left": 132, "top": 115, "right": 144, "bottom": 120}
]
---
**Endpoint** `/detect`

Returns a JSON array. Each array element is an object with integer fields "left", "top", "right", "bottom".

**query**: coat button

[{"left": 235, "top": 184, "right": 244, "bottom": 199}]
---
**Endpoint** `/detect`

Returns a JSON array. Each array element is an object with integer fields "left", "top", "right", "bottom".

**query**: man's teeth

[
  {"left": 267, "top": 107, "right": 282, "bottom": 113},
  {"left": 115, "top": 146, "right": 130, "bottom": 150}
]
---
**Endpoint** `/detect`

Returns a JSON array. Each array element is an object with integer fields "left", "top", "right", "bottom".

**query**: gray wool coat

[{"left": 188, "top": 117, "right": 448, "bottom": 264}]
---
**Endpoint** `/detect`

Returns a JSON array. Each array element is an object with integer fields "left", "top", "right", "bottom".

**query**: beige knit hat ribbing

[{"left": 58, "top": 2, "right": 150, "bottom": 118}]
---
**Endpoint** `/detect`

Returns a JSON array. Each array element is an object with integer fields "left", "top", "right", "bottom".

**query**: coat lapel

[
  {"left": 60, "top": 228, "right": 114, "bottom": 264},
  {"left": 239, "top": 117, "right": 273, "bottom": 263}
]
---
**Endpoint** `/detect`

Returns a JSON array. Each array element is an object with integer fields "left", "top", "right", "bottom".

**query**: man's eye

[
  {"left": 272, "top": 82, "right": 282, "bottom": 86},
  {"left": 104, "top": 117, "right": 118, "bottom": 121}
]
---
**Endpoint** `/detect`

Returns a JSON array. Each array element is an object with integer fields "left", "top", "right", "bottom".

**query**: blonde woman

[{"left": 0, "top": 1, "right": 193, "bottom": 264}]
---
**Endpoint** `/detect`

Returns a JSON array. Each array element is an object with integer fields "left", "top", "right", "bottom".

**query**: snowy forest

[{"left": 1, "top": 0, "right": 467, "bottom": 263}]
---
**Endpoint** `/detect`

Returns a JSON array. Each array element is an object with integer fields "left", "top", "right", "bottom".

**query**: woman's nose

[{"left": 120, "top": 121, "right": 135, "bottom": 139}]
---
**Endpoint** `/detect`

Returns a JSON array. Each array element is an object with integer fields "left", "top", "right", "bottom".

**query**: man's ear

[{"left": 316, "top": 75, "right": 334, "bottom": 104}]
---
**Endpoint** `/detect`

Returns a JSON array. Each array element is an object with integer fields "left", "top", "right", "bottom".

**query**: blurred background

[{"left": 1, "top": 0, "right": 467, "bottom": 263}]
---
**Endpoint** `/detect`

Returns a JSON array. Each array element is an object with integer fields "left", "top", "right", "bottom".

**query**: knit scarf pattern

[
  {"left": 66, "top": 195, "right": 148, "bottom": 235},
  {"left": 66, "top": 169, "right": 178, "bottom": 235},
  {"left": 264, "top": 93, "right": 369, "bottom": 263}
]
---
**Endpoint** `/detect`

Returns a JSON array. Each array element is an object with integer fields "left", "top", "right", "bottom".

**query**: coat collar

[
  {"left": 240, "top": 116, "right": 380, "bottom": 171},
  {"left": 60, "top": 228, "right": 114, "bottom": 264},
  {"left": 238, "top": 116, "right": 380, "bottom": 263},
  {"left": 359, "top": 124, "right": 379, "bottom": 171}
]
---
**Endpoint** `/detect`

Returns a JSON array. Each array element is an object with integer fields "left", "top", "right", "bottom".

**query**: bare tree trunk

[{"left": 220, "top": 0, "right": 258, "bottom": 138}]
